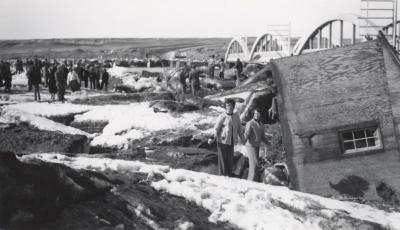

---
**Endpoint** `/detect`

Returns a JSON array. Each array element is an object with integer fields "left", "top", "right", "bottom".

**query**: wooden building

[{"left": 272, "top": 33, "right": 400, "bottom": 200}]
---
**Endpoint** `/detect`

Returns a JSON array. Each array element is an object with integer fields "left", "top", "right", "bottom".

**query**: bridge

[{"left": 225, "top": 0, "right": 399, "bottom": 64}]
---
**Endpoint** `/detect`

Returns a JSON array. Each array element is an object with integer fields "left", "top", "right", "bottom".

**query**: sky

[{"left": 0, "top": 0, "right": 364, "bottom": 39}]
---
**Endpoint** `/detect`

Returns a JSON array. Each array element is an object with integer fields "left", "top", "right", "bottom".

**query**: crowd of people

[{"left": 0, "top": 58, "right": 110, "bottom": 102}]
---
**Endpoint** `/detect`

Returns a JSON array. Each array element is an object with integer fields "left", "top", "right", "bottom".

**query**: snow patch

[
  {"left": 153, "top": 169, "right": 400, "bottom": 230},
  {"left": 23, "top": 154, "right": 400, "bottom": 230},
  {"left": 1, "top": 109, "right": 89, "bottom": 136},
  {"left": 3, "top": 102, "right": 97, "bottom": 117},
  {"left": 74, "top": 102, "right": 220, "bottom": 148}
]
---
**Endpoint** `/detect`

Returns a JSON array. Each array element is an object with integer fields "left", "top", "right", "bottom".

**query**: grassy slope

[{"left": 0, "top": 38, "right": 231, "bottom": 59}]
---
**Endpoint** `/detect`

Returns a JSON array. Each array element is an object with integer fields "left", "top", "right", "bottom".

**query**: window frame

[{"left": 339, "top": 126, "right": 383, "bottom": 155}]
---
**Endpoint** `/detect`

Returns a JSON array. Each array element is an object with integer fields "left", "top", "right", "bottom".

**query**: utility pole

[{"left": 393, "top": 0, "right": 398, "bottom": 50}]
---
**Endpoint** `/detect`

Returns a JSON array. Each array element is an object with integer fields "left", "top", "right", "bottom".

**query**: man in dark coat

[
  {"left": 15, "top": 58, "right": 24, "bottom": 74},
  {"left": 100, "top": 68, "right": 109, "bottom": 91},
  {"left": 27, "top": 60, "right": 42, "bottom": 101},
  {"left": 179, "top": 63, "right": 190, "bottom": 94},
  {"left": 189, "top": 65, "right": 201, "bottom": 96},
  {"left": 0, "top": 60, "right": 4, "bottom": 88},
  {"left": 3, "top": 61, "right": 12, "bottom": 93},
  {"left": 235, "top": 58, "right": 243, "bottom": 87},
  {"left": 55, "top": 64, "right": 68, "bottom": 102},
  {"left": 26, "top": 59, "right": 34, "bottom": 91},
  {"left": 48, "top": 64, "right": 57, "bottom": 101}
]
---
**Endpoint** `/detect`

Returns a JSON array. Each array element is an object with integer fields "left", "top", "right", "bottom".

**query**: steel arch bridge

[
  {"left": 225, "top": 14, "right": 392, "bottom": 63},
  {"left": 224, "top": 37, "right": 250, "bottom": 63},
  {"left": 249, "top": 33, "right": 291, "bottom": 63},
  {"left": 292, "top": 14, "right": 373, "bottom": 55},
  {"left": 225, "top": 32, "right": 290, "bottom": 64}
]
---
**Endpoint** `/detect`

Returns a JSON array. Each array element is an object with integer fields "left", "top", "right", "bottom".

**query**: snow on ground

[
  {"left": 21, "top": 153, "right": 170, "bottom": 175},
  {"left": 3, "top": 102, "right": 98, "bottom": 117},
  {"left": 23, "top": 153, "right": 400, "bottom": 230},
  {"left": 75, "top": 102, "right": 221, "bottom": 148},
  {"left": 1, "top": 99, "right": 221, "bottom": 149},
  {"left": 108, "top": 65, "right": 168, "bottom": 91},
  {"left": 1, "top": 108, "right": 89, "bottom": 136},
  {"left": 12, "top": 72, "right": 28, "bottom": 86}
]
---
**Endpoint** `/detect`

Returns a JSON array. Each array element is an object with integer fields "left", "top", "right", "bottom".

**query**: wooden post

[
  {"left": 352, "top": 24, "right": 356, "bottom": 45},
  {"left": 393, "top": 0, "right": 398, "bottom": 50},
  {"left": 318, "top": 29, "right": 322, "bottom": 49},
  {"left": 329, "top": 22, "right": 332, "bottom": 48},
  {"left": 340, "top": 20, "right": 344, "bottom": 47}
]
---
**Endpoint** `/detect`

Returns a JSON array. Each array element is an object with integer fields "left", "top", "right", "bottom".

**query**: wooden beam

[
  {"left": 329, "top": 22, "right": 332, "bottom": 48},
  {"left": 340, "top": 20, "right": 344, "bottom": 47}
]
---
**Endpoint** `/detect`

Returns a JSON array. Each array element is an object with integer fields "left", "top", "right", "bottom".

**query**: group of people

[
  {"left": 178, "top": 63, "right": 202, "bottom": 96},
  {"left": 0, "top": 58, "right": 110, "bottom": 102},
  {"left": 211, "top": 98, "right": 269, "bottom": 181},
  {"left": 177, "top": 56, "right": 243, "bottom": 96}
]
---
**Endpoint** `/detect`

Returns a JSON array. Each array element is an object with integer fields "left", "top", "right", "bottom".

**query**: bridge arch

[
  {"left": 249, "top": 33, "right": 290, "bottom": 63},
  {"left": 224, "top": 37, "right": 250, "bottom": 63},
  {"left": 292, "top": 14, "right": 380, "bottom": 55}
]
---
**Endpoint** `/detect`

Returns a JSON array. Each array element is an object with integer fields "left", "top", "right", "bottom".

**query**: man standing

[
  {"left": 208, "top": 55, "right": 215, "bottom": 78},
  {"left": 235, "top": 58, "right": 243, "bottom": 87},
  {"left": 179, "top": 63, "right": 190, "bottom": 94},
  {"left": 219, "top": 58, "right": 225, "bottom": 80},
  {"left": 211, "top": 98, "right": 243, "bottom": 177},
  {"left": 41, "top": 61, "right": 49, "bottom": 87},
  {"left": 55, "top": 64, "right": 68, "bottom": 102},
  {"left": 100, "top": 68, "right": 109, "bottom": 91},
  {"left": 27, "top": 59, "right": 42, "bottom": 101},
  {"left": 4, "top": 61, "right": 12, "bottom": 93},
  {"left": 189, "top": 65, "right": 201, "bottom": 96},
  {"left": 243, "top": 109, "right": 268, "bottom": 181}
]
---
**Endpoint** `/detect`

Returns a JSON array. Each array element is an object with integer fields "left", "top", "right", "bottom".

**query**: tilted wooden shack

[{"left": 272, "top": 33, "right": 400, "bottom": 201}]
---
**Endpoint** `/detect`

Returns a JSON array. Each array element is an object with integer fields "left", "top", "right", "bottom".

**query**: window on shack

[{"left": 340, "top": 127, "right": 382, "bottom": 154}]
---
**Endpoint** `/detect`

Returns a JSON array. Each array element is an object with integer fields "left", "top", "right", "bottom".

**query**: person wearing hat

[{"left": 210, "top": 98, "right": 243, "bottom": 176}]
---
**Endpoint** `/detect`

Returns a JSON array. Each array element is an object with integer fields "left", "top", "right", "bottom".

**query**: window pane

[
  {"left": 342, "top": 132, "right": 353, "bottom": 141},
  {"left": 355, "top": 139, "right": 367, "bottom": 149},
  {"left": 354, "top": 130, "right": 366, "bottom": 139},
  {"left": 344, "top": 141, "right": 355, "bottom": 151},
  {"left": 365, "top": 128, "right": 377, "bottom": 138},
  {"left": 367, "top": 138, "right": 377, "bottom": 147}
]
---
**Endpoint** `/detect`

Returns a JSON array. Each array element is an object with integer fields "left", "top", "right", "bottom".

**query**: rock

[
  {"left": 329, "top": 175, "right": 370, "bottom": 197},
  {"left": 149, "top": 100, "right": 198, "bottom": 113},
  {"left": 191, "top": 153, "right": 218, "bottom": 167},
  {"left": 376, "top": 182, "right": 399, "bottom": 204},
  {"left": 0, "top": 123, "right": 89, "bottom": 154},
  {"left": 0, "top": 151, "right": 116, "bottom": 228},
  {"left": 67, "top": 135, "right": 90, "bottom": 153},
  {"left": 175, "top": 94, "right": 223, "bottom": 109},
  {"left": 141, "top": 70, "right": 162, "bottom": 79},
  {"left": 114, "top": 85, "right": 136, "bottom": 93},
  {"left": 158, "top": 135, "right": 193, "bottom": 147}
]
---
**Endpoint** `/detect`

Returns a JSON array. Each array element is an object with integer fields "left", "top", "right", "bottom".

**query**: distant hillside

[
  {"left": 0, "top": 37, "right": 302, "bottom": 60},
  {"left": 0, "top": 38, "right": 231, "bottom": 60}
]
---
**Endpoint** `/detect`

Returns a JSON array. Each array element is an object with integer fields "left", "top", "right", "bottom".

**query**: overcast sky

[{"left": 0, "top": 0, "right": 364, "bottom": 39}]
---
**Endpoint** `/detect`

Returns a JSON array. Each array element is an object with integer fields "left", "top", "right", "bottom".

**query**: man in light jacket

[{"left": 212, "top": 98, "right": 243, "bottom": 176}]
